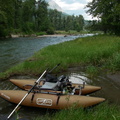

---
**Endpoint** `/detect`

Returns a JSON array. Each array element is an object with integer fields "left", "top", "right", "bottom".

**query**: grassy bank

[
  {"left": 55, "top": 30, "right": 103, "bottom": 35},
  {"left": 0, "top": 35, "right": 120, "bottom": 80},
  {"left": 10, "top": 30, "right": 89, "bottom": 38},
  {"left": 33, "top": 103, "right": 120, "bottom": 120}
]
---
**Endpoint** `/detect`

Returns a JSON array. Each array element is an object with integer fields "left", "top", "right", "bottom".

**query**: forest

[
  {"left": 0, "top": 0, "right": 120, "bottom": 38},
  {"left": 86, "top": 0, "right": 120, "bottom": 35},
  {"left": 0, "top": 0, "right": 84, "bottom": 37}
]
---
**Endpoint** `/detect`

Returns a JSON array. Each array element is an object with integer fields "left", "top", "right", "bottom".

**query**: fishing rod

[{"left": 7, "top": 69, "right": 47, "bottom": 120}]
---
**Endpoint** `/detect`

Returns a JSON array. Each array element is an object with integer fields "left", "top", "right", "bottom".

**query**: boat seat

[
  {"left": 40, "top": 82, "right": 61, "bottom": 90},
  {"left": 46, "top": 74, "right": 58, "bottom": 83},
  {"left": 23, "top": 81, "right": 61, "bottom": 91}
]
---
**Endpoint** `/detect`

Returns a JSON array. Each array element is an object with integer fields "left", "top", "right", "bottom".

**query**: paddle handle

[
  {"left": 36, "top": 70, "right": 47, "bottom": 83},
  {"left": 7, "top": 70, "right": 47, "bottom": 119},
  {"left": 7, "top": 93, "right": 29, "bottom": 119}
]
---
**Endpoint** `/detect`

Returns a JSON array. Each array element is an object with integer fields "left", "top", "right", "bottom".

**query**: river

[
  {"left": 0, "top": 34, "right": 93, "bottom": 72},
  {"left": 0, "top": 34, "right": 120, "bottom": 120}
]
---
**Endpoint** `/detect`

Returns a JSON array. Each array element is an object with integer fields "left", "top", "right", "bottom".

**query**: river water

[
  {"left": 0, "top": 34, "right": 120, "bottom": 120},
  {"left": 0, "top": 35, "right": 88, "bottom": 72}
]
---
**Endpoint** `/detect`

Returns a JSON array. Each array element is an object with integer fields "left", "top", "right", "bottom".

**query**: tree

[
  {"left": 0, "top": 0, "right": 15, "bottom": 37},
  {"left": 65, "top": 16, "right": 73, "bottom": 32},
  {"left": 0, "top": 11, "right": 8, "bottom": 37},
  {"left": 86, "top": 0, "right": 120, "bottom": 35},
  {"left": 13, "top": 0, "right": 23, "bottom": 30},
  {"left": 21, "top": 0, "right": 36, "bottom": 33},
  {"left": 85, "top": 20, "right": 102, "bottom": 32},
  {"left": 74, "top": 15, "right": 84, "bottom": 32},
  {"left": 35, "top": 0, "right": 48, "bottom": 32},
  {"left": 0, "top": 0, "right": 85, "bottom": 37}
]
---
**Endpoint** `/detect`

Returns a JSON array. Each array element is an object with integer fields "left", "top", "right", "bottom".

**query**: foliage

[
  {"left": 85, "top": 20, "right": 103, "bottom": 32},
  {"left": 46, "top": 26, "right": 55, "bottom": 34},
  {"left": 33, "top": 103, "right": 120, "bottom": 120},
  {"left": 86, "top": 65, "right": 98, "bottom": 78},
  {"left": 0, "top": 0, "right": 15, "bottom": 37},
  {"left": 52, "top": 103, "right": 120, "bottom": 120},
  {"left": 86, "top": 0, "right": 120, "bottom": 35},
  {"left": 0, "top": 0, "right": 84, "bottom": 38},
  {"left": 48, "top": 9, "right": 84, "bottom": 32},
  {"left": 36, "top": 32, "right": 47, "bottom": 36}
]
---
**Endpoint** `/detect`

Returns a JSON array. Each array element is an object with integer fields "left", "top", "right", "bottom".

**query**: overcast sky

[{"left": 54, "top": 0, "right": 97, "bottom": 20}]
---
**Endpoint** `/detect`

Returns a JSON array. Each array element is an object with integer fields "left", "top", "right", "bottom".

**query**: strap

[
  {"left": 56, "top": 94, "right": 61, "bottom": 105},
  {"left": 31, "top": 91, "right": 36, "bottom": 103}
]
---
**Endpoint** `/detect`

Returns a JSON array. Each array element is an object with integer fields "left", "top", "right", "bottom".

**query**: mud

[{"left": 107, "top": 71, "right": 120, "bottom": 85}]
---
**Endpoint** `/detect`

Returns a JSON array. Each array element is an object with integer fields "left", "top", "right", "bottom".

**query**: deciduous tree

[{"left": 86, "top": 0, "right": 120, "bottom": 35}]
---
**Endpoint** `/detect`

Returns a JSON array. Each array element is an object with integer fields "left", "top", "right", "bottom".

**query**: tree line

[
  {"left": 86, "top": 0, "right": 120, "bottom": 36},
  {"left": 0, "top": 0, "right": 84, "bottom": 38}
]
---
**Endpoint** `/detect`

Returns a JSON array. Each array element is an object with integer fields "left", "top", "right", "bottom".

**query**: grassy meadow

[{"left": 0, "top": 35, "right": 120, "bottom": 80}]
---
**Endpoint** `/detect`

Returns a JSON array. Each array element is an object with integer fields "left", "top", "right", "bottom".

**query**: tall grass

[
  {"left": 33, "top": 103, "right": 120, "bottom": 120},
  {"left": 0, "top": 35, "right": 120, "bottom": 79}
]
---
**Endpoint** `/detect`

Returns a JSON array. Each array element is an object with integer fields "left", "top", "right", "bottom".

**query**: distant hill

[
  {"left": 45, "top": 0, "right": 69, "bottom": 17},
  {"left": 45, "top": 0, "right": 63, "bottom": 12}
]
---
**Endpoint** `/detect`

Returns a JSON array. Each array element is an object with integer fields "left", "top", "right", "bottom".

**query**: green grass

[
  {"left": 33, "top": 103, "right": 120, "bottom": 120},
  {"left": 55, "top": 30, "right": 103, "bottom": 35},
  {"left": 0, "top": 35, "right": 120, "bottom": 80},
  {"left": 36, "top": 32, "right": 47, "bottom": 36},
  {"left": 55, "top": 30, "right": 88, "bottom": 35}
]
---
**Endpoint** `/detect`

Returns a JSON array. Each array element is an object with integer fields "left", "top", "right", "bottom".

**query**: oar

[
  {"left": 37, "top": 63, "right": 60, "bottom": 85},
  {"left": 7, "top": 69, "right": 47, "bottom": 120},
  {"left": 48, "top": 63, "right": 61, "bottom": 73}
]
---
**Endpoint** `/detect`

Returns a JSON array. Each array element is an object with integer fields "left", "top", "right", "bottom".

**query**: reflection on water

[
  {"left": 69, "top": 72, "right": 120, "bottom": 105},
  {"left": 69, "top": 72, "right": 91, "bottom": 84},
  {"left": 0, "top": 72, "right": 120, "bottom": 119}
]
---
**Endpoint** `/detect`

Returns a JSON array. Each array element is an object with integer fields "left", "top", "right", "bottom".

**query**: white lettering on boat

[
  {"left": 36, "top": 98, "right": 52, "bottom": 106},
  {"left": 1, "top": 93, "right": 10, "bottom": 100}
]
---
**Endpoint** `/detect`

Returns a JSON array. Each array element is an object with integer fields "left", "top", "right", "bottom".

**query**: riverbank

[
  {"left": 10, "top": 30, "right": 98, "bottom": 38},
  {"left": 10, "top": 34, "right": 66, "bottom": 38},
  {"left": 0, "top": 35, "right": 120, "bottom": 81},
  {"left": 0, "top": 34, "right": 120, "bottom": 120}
]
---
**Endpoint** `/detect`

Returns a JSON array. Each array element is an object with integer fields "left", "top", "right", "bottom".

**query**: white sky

[{"left": 54, "top": 0, "right": 97, "bottom": 20}]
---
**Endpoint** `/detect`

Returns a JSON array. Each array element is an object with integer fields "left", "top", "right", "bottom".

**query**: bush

[
  {"left": 46, "top": 27, "right": 54, "bottom": 34},
  {"left": 21, "top": 22, "right": 34, "bottom": 34},
  {"left": 36, "top": 32, "right": 47, "bottom": 36}
]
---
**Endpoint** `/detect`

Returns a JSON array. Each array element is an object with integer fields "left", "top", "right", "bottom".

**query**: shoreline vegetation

[
  {"left": 33, "top": 102, "right": 120, "bottom": 120},
  {"left": 3, "top": 30, "right": 100, "bottom": 39},
  {"left": 0, "top": 34, "right": 120, "bottom": 120},
  {"left": 0, "top": 34, "right": 119, "bottom": 80}
]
